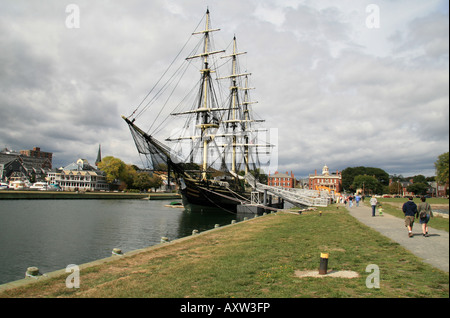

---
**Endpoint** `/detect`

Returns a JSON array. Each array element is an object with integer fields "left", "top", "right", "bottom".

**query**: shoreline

[
  {"left": 0, "top": 191, "right": 181, "bottom": 200},
  {"left": 0, "top": 210, "right": 250, "bottom": 292}
]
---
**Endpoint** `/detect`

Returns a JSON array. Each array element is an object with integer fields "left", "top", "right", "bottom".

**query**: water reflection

[{"left": 0, "top": 199, "right": 236, "bottom": 284}]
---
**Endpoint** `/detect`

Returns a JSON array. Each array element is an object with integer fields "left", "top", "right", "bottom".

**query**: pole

[{"left": 319, "top": 253, "right": 329, "bottom": 275}]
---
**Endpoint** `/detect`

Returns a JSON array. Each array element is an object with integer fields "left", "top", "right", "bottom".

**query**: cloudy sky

[{"left": 1, "top": 0, "right": 448, "bottom": 178}]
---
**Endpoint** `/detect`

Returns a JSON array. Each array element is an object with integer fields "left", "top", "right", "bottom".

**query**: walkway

[
  {"left": 243, "top": 173, "right": 329, "bottom": 207},
  {"left": 346, "top": 203, "right": 449, "bottom": 273}
]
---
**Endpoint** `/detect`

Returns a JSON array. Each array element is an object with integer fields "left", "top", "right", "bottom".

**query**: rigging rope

[{"left": 128, "top": 12, "right": 206, "bottom": 120}]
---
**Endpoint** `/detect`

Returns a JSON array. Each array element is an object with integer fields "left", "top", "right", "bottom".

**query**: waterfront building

[
  {"left": 0, "top": 152, "right": 51, "bottom": 182},
  {"left": 20, "top": 147, "right": 53, "bottom": 168},
  {"left": 47, "top": 158, "right": 109, "bottom": 191},
  {"left": 0, "top": 153, "right": 23, "bottom": 181},
  {"left": 267, "top": 171, "right": 295, "bottom": 189},
  {"left": 308, "top": 165, "right": 342, "bottom": 194}
]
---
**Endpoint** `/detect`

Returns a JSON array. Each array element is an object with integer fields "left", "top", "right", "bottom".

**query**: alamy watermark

[
  {"left": 365, "top": 264, "right": 380, "bottom": 289},
  {"left": 366, "top": 4, "right": 380, "bottom": 29},
  {"left": 65, "top": 4, "right": 80, "bottom": 29},
  {"left": 168, "top": 127, "right": 279, "bottom": 175},
  {"left": 66, "top": 264, "right": 80, "bottom": 288}
]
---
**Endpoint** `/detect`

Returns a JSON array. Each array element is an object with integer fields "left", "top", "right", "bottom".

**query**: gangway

[{"left": 244, "top": 173, "right": 329, "bottom": 207}]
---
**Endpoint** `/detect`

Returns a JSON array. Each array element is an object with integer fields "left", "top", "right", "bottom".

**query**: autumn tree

[{"left": 97, "top": 156, "right": 127, "bottom": 184}]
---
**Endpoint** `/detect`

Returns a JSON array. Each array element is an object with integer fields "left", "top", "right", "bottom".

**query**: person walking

[
  {"left": 348, "top": 195, "right": 353, "bottom": 208},
  {"left": 355, "top": 194, "right": 361, "bottom": 207},
  {"left": 417, "top": 196, "right": 433, "bottom": 237},
  {"left": 370, "top": 196, "right": 377, "bottom": 217},
  {"left": 402, "top": 196, "right": 418, "bottom": 237}
]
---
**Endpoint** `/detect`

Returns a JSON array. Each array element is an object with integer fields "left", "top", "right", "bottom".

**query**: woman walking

[{"left": 417, "top": 196, "right": 433, "bottom": 237}]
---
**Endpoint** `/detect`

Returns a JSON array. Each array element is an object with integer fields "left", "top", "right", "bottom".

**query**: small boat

[
  {"left": 8, "top": 178, "right": 29, "bottom": 190},
  {"left": 164, "top": 201, "right": 184, "bottom": 208},
  {"left": 0, "top": 182, "right": 10, "bottom": 190},
  {"left": 29, "top": 182, "right": 50, "bottom": 191}
]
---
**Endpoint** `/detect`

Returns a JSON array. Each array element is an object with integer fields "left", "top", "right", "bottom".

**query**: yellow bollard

[{"left": 319, "top": 253, "right": 329, "bottom": 275}]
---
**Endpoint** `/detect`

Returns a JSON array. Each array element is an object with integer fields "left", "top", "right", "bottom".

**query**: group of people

[
  {"left": 340, "top": 194, "right": 364, "bottom": 207},
  {"left": 402, "top": 196, "right": 434, "bottom": 237},
  {"left": 355, "top": 195, "right": 434, "bottom": 237}
]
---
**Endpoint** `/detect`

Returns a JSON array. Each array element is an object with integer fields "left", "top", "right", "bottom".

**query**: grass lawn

[{"left": 1, "top": 206, "right": 448, "bottom": 298}]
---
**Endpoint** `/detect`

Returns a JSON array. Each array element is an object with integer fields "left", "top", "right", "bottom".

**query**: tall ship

[{"left": 123, "top": 9, "right": 274, "bottom": 212}]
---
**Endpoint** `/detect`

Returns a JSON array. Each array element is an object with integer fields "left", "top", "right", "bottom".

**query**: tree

[
  {"left": 352, "top": 175, "right": 379, "bottom": 194},
  {"left": 149, "top": 174, "right": 163, "bottom": 191},
  {"left": 341, "top": 166, "right": 389, "bottom": 192},
  {"left": 435, "top": 152, "right": 449, "bottom": 186},
  {"left": 389, "top": 181, "right": 402, "bottom": 195},
  {"left": 122, "top": 164, "right": 138, "bottom": 189},
  {"left": 407, "top": 182, "right": 429, "bottom": 196},
  {"left": 412, "top": 175, "right": 426, "bottom": 184},
  {"left": 133, "top": 172, "right": 154, "bottom": 191},
  {"left": 98, "top": 156, "right": 126, "bottom": 184},
  {"left": 97, "top": 156, "right": 138, "bottom": 190}
]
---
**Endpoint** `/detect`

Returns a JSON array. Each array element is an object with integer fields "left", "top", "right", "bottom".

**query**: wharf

[{"left": 0, "top": 191, "right": 181, "bottom": 200}]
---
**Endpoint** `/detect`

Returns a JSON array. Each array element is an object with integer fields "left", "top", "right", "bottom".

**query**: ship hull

[{"left": 179, "top": 178, "right": 249, "bottom": 212}]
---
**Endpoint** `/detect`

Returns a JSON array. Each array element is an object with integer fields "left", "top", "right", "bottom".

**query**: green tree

[
  {"left": 412, "top": 175, "right": 426, "bottom": 184},
  {"left": 435, "top": 152, "right": 449, "bottom": 186},
  {"left": 341, "top": 166, "right": 389, "bottom": 192},
  {"left": 407, "top": 182, "right": 429, "bottom": 196},
  {"left": 389, "top": 181, "right": 403, "bottom": 195},
  {"left": 149, "top": 174, "right": 163, "bottom": 191},
  {"left": 352, "top": 175, "right": 379, "bottom": 194},
  {"left": 133, "top": 172, "right": 154, "bottom": 191},
  {"left": 122, "top": 164, "right": 138, "bottom": 189}
]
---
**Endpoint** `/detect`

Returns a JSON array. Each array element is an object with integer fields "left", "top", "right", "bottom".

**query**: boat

[
  {"left": 0, "top": 182, "right": 10, "bottom": 190},
  {"left": 123, "top": 9, "right": 274, "bottom": 212},
  {"left": 29, "top": 182, "right": 50, "bottom": 191},
  {"left": 8, "top": 177, "right": 29, "bottom": 190}
]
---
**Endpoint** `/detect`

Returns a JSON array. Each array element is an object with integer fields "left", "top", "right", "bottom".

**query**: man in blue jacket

[{"left": 402, "top": 196, "right": 419, "bottom": 237}]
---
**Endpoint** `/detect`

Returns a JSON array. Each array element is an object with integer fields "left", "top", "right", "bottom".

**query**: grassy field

[{"left": 1, "top": 204, "right": 448, "bottom": 298}]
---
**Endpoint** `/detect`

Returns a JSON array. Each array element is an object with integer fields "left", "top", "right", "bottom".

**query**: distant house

[
  {"left": 20, "top": 146, "right": 53, "bottom": 168},
  {"left": 47, "top": 158, "right": 109, "bottom": 191},
  {"left": 268, "top": 171, "right": 295, "bottom": 189},
  {"left": 153, "top": 170, "right": 177, "bottom": 192},
  {"left": 0, "top": 151, "right": 51, "bottom": 182},
  {"left": 0, "top": 153, "right": 24, "bottom": 181},
  {"left": 432, "top": 181, "right": 449, "bottom": 197}
]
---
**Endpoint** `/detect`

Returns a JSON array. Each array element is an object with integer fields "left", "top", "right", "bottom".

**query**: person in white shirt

[{"left": 370, "top": 197, "right": 377, "bottom": 217}]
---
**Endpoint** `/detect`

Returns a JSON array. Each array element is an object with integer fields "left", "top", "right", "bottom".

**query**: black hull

[{"left": 179, "top": 179, "right": 249, "bottom": 213}]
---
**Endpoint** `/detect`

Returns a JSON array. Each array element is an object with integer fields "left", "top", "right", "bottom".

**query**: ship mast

[
  {"left": 219, "top": 36, "right": 249, "bottom": 173},
  {"left": 185, "top": 9, "right": 224, "bottom": 180}
]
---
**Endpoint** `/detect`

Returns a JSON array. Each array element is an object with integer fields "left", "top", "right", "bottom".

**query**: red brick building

[
  {"left": 268, "top": 171, "right": 295, "bottom": 189},
  {"left": 308, "top": 165, "right": 342, "bottom": 193},
  {"left": 20, "top": 147, "right": 53, "bottom": 168}
]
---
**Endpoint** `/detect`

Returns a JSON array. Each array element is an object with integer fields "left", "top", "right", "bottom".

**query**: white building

[{"left": 47, "top": 158, "right": 109, "bottom": 191}]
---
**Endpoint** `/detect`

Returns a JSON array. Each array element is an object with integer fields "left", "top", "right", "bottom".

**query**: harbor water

[{"left": 0, "top": 199, "right": 236, "bottom": 285}]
